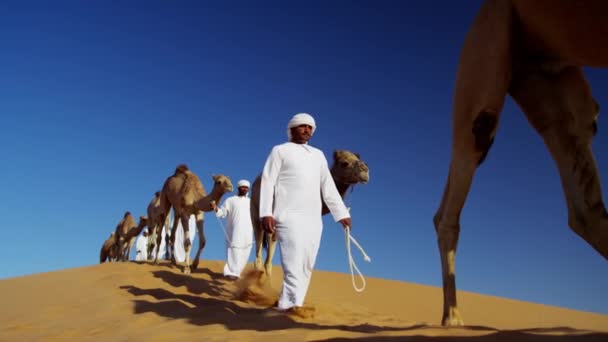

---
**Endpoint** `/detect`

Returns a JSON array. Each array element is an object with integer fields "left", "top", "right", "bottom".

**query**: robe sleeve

[
  {"left": 260, "top": 145, "right": 282, "bottom": 218},
  {"left": 215, "top": 198, "right": 229, "bottom": 219},
  {"left": 319, "top": 151, "right": 350, "bottom": 222}
]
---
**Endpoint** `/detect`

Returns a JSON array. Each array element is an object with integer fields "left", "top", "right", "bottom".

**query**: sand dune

[{"left": 0, "top": 260, "right": 606, "bottom": 341}]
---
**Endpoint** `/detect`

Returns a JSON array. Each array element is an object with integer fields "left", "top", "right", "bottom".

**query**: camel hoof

[
  {"left": 442, "top": 308, "right": 464, "bottom": 327},
  {"left": 191, "top": 261, "right": 199, "bottom": 270},
  {"left": 183, "top": 267, "right": 191, "bottom": 275}
]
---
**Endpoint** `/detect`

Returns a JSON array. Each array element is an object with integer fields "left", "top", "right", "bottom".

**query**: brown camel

[
  {"left": 99, "top": 232, "right": 118, "bottom": 263},
  {"left": 250, "top": 149, "right": 370, "bottom": 278},
  {"left": 124, "top": 215, "right": 149, "bottom": 259},
  {"left": 114, "top": 212, "right": 148, "bottom": 261},
  {"left": 434, "top": 0, "right": 608, "bottom": 326},
  {"left": 156, "top": 164, "right": 233, "bottom": 274}
]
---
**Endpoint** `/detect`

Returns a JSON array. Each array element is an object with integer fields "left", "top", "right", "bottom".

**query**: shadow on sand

[{"left": 119, "top": 268, "right": 607, "bottom": 340}]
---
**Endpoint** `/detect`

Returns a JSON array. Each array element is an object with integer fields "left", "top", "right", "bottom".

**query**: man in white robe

[
  {"left": 135, "top": 228, "right": 149, "bottom": 261},
  {"left": 212, "top": 179, "right": 254, "bottom": 279},
  {"left": 260, "top": 112, "right": 351, "bottom": 315}
]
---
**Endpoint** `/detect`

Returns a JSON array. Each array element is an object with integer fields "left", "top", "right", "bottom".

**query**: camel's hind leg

[
  {"left": 252, "top": 218, "right": 265, "bottom": 271},
  {"left": 434, "top": 0, "right": 513, "bottom": 326},
  {"left": 191, "top": 211, "right": 206, "bottom": 270},
  {"left": 264, "top": 233, "right": 278, "bottom": 278},
  {"left": 511, "top": 66, "right": 608, "bottom": 259}
]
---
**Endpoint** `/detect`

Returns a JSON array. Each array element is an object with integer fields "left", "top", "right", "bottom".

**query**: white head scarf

[
  {"left": 287, "top": 113, "right": 316, "bottom": 141},
  {"left": 237, "top": 179, "right": 250, "bottom": 188}
]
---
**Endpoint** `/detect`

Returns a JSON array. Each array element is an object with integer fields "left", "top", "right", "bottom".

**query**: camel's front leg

[
  {"left": 169, "top": 214, "right": 180, "bottom": 266},
  {"left": 178, "top": 214, "right": 193, "bottom": 274},
  {"left": 434, "top": 0, "right": 512, "bottom": 326},
  {"left": 264, "top": 233, "right": 277, "bottom": 278},
  {"left": 191, "top": 212, "right": 206, "bottom": 270},
  {"left": 512, "top": 67, "right": 608, "bottom": 259}
]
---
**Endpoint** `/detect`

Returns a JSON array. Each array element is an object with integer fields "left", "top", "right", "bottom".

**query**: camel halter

[{"left": 344, "top": 225, "right": 371, "bottom": 292}]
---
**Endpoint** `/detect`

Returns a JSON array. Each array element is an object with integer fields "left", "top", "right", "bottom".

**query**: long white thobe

[
  {"left": 260, "top": 142, "right": 350, "bottom": 310},
  {"left": 174, "top": 215, "right": 197, "bottom": 263},
  {"left": 135, "top": 234, "right": 148, "bottom": 261},
  {"left": 216, "top": 195, "right": 254, "bottom": 278}
]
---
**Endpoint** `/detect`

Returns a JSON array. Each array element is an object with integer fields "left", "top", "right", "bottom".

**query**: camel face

[
  {"left": 332, "top": 150, "right": 369, "bottom": 185},
  {"left": 212, "top": 174, "right": 234, "bottom": 194}
]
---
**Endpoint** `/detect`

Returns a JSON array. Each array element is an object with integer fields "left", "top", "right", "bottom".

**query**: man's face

[
  {"left": 290, "top": 124, "right": 313, "bottom": 144},
  {"left": 238, "top": 186, "right": 249, "bottom": 196}
]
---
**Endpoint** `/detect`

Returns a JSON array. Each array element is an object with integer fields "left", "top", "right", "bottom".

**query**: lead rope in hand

[{"left": 344, "top": 226, "right": 371, "bottom": 292}]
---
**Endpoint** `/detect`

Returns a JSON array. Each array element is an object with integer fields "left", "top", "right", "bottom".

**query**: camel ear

[
  {"left": 212, "top": 174, "right": 219, "bottom": 181},
  {"left": 333, "top": 150, "right": 340, "bottom": 161},
  {"left": 355, "top": 152, "right": 361, "bottom": 159}
]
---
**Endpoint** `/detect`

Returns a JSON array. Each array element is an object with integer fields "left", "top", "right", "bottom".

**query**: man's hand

[
  {"left": 339, "top": 217, "right": 352, "bottom": 230},
  {"left": 261, "top": 216, "right": 276, "bottom": 235}
]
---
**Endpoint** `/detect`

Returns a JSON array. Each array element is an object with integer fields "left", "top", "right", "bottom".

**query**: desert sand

[{"left": 0, "top": 260, "right": 606, "bottom": 341}]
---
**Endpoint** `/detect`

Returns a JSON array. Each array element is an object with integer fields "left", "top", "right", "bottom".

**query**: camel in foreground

[
  {"left": 250, "top": 149, "right": 370, "bottom": 278},
  {"left": 434, "top": 0, "right": 608, "bottom": 326},
  {"left": 155, "top": 164, "right": 233, "bottom": 274},
  {"left": 99, "top": 232, "right": 118, "bottom": 263}
]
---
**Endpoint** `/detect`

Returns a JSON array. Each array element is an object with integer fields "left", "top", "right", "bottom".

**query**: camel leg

[
  {"left": 169, "top": 213, "right": 180, "bottom": 266},
  {"left": 253, "top": 220, "right": 265, "bottom": 271},
  {"left": 264, "top": 233, "right": 277, "bottom": 278},
  {"left": 180, "top": 214, "right": 192, "bottom": 274},
  {"left": 434, "top": 0, "right": 513, "bottom": 326},
  {"left": 191, "top": 212, "right": 206, "bottom": 270},
  {"left": 153, "top": 224, "right": 163, "bottom": 264},
  {"left": 511, "top": 66, "right": 608, "bottom": 259}
]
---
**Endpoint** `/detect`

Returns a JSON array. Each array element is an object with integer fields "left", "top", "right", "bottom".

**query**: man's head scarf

[{"left": 287, "top": 113, "right": 316, "bottom": 141}]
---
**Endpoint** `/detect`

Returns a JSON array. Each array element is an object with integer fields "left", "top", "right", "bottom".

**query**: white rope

[
  {"left": 213, "top": 210, "right": 252, "bottom": 250},
  {"left": 344, "top": 226, "right": 371, "bottom": 292}
]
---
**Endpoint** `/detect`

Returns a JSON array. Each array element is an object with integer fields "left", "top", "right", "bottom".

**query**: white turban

[
  {"left": 287, "top": 113, "right": 316, "bottom": 141},
  {"left": 237, "top": 179, "right": 250, "bottom": 188}
]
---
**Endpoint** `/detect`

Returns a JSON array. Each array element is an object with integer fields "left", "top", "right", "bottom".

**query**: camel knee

[{"left": 472, "top": 111, "right": 498, "bottom": 165}]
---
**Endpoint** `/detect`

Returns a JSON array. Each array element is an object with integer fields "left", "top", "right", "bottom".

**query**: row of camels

[{"left": 100, "top": 149, "right": 370, "bottom": 277}]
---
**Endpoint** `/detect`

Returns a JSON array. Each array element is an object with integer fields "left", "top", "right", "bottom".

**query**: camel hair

[
  {"left": 99, "top": 232, "right": 117, "bottom": 263},
  {"left": 249, "top": 149, "right": 370, "bottom": 279},
  {"left": 434, "top": 0, "right": 608, "bottom": 327},
  {"left": 155, "top": 164, "right": 233, "bottom": 274}
]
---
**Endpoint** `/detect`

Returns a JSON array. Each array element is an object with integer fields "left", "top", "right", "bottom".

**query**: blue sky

[{"left": 1, "top": 1, "right": 607, "bottom": 316}]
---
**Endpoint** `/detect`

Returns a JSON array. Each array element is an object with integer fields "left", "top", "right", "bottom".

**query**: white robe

[
  {"left": 260, "top": 142, "right": 349, "bottom": 310},
  {"left": 216, "top": 195, "right": 254, "bottom": 278},
  {"left": 135, "top": 234, "right": 148, "bottom": 261},
  {"left": 173, "top": 215, "right": 197, "bottom": 263}
]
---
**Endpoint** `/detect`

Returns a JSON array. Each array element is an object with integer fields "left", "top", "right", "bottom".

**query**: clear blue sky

[{"left": 1, "top": 0, "right": 607, "bottom": 315}]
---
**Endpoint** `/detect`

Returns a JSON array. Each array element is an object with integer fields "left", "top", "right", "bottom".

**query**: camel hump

[
  {"left": 154, "top": 191, "right": 161, "bottom": 198},
  {"left": 175, "top": 164, "right": 189, "bottom": 175},
  {"left": 124, "top": 211, "right": 131, "bottom": 218}
]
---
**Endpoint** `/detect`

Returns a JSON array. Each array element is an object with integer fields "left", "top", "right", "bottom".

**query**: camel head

[
  {"left": 138, "top": 216, "right": 148, "bottom": 226},
  {"left": 212, "top": 174, "right": 234, "bottom": 194},
  {"left": 331, "top": 150, "right": 369, "bottom": 185}
]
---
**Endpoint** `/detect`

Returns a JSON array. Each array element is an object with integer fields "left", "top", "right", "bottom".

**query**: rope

[
  {"left": 344, "top": 226, "right": 371, "bottom": 292},
  {"left": 213, "top": 210, "right": 253, "bottom": 250}
]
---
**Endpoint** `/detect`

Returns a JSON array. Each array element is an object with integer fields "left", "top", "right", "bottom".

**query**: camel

[
  {"left": 434, "top": 0, "right": 608, "bottom": 326},
  {"left": 99, "top": 232, "right": 118, "bottom": 263},
  {"left": 114, "top": 212, "right": 148, "bottom": 261},
  {"left": 146, "top": 191, "right": 171, "bottom": 261},
  {"left": 250, "top": 149, "right": 370, "bottom": 278},
  {"left": 155, "top": 164, "right": 233, "bottom": 274}
]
